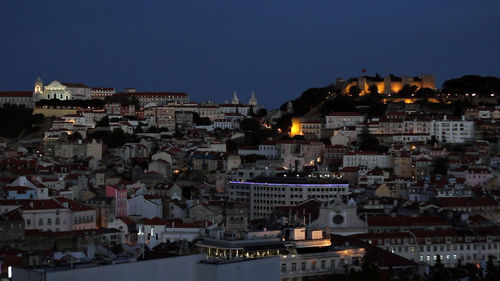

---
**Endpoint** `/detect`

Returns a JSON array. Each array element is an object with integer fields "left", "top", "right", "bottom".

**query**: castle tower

[
  {"left": 33, "top": 75, "right": 43, "bottom": 102},
  {"left": 231, "top": 91, "right": 239, "bottom": 104},
  {"left": 248, "top": 91, "right": 258, "bottom": 106},
  {"left": 287, "top": 101, "right": 293, "bottom": 113}
]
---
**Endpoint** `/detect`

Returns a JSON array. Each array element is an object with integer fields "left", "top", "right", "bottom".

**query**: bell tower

[
  {"left": 231, "top": 91, "right": 239, "bottom": 104},
  {"left": 33, "top": 75, "right": 43, "bottom": 102},
  {"left": 248, "top": 91, "right": 258, "bottom": 106}
]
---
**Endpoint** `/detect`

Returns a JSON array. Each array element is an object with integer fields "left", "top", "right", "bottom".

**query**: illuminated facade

[
  {"left": 289, "top": 118, "right": 302, "bottom": 137},
  {"left": 343, "top": 74, "right": 435, "bottom": 95}
]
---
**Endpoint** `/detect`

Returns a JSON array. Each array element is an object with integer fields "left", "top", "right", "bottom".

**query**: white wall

[{"left": 14, "top": 255, "right": 203, "bottom": 281}]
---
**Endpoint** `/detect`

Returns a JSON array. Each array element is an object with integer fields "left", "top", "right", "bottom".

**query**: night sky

[{"left": 1, "top": 1, "right": 499, "bottom": 108}]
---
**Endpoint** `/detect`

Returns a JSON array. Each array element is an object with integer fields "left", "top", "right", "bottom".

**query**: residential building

[
  {"left": 325, "top": 112, "right": 364, "bottom": 129},
  {"left": 226, "top": 175, "right": 349, "bottom": 219}
]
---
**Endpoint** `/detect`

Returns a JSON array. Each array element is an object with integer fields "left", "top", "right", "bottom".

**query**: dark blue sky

[{"left": 1, "top": 1, "right": 499, "bottom": 108}]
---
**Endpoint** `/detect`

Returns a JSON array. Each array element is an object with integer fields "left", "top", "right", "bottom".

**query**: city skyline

[{"left": 1, "top": 1, "right": 500, "bottom": 108}]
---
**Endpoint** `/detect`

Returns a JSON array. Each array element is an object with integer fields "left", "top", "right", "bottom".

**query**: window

[
  {"left": 301, "top": 262, "right": 306, "bottom": 271},
  {"left": 281, "top": 264, "right": 287, "bottom": 272},
  {"left": 291, "top": 263, "right": 296, "bottom": 272},
  {"left": 26, "top": 219, "right": 31, "bottom": 226},
  {"left": 39, "top": 219, "right": 43, "bottom": 226},
  {"left": 311, "top": 261, "right": 316, "bottom": 270}
]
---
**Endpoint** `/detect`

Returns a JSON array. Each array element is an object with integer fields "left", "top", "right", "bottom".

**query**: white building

[
  {"left": 7, "top": 176, "right": 49, "bottom": 199},
  {"left": 325, "top": 112, "right": 364, "bottom": 129},
  {"left": 127, "top": 194, "right": 163, "bottom": 219},
  {"left": 90, "top": 87, "right": 115, "bottom": 100},
  {"left": 351, "top": 228, "right": 500, "bottom": 267},
  {"left": 0, "top": 92, "right": 34, "bottom": 108},
  {"left": 431, "top": 116, "right": 474, "bottom": 143},
  {"left": 227, "top": 177, "right": 349, "bottom": 220},
  {"left": 213, "top": 119, "right": 234, "bottom": 130},
  {"left": 42, "top": 81, "right": 91, "bottom": 100},
  {"left": 342, "top": 152, "right": 390, "bottom": 169},
  {"left": 0, "top": 199, "right": 71, "bottom": 232}
]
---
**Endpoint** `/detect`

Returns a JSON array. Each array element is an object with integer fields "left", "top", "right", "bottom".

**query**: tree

[
  {"left": 427, "top": 135, "right": 438, "bottom": 146},
  {"left": 68, "top": 131, "right": 82, "bottom": 140},
  {"left": 429, "top": 254, "right": 448, "bottom": 281},
  {"left": 347, "top": 251, "right": 382, "bottom": 281},
  {"left": 433, "top": 157, "right": 449, "bottom": 175},
  {"left": 256, "top": 108, "right": 268, "bottom": 117},
  {"left": 358, "top": 126, "right": 379, "bottom": 152},
  {"left": 147, "top": 126, "right": 160, "bottom": 133},
  {"left": 349, "top": 86, "right": 361, "bottom": 97},
  {"left": 96, "top": 116, "right": 109, "bottom": 127},
  {"left": 0, "top": 104, "right": 36, "bottom": 139},
  {"left": 105, "top": 128, "right": 130, "bottom": 148},
  {"left": 276, "top": 115, "right": 292, "bottom": 134},
  {"left": 368, "top": 85, "right": 379, "bottom": 97},
  {"left": 240, "top": 118, "right": 260, "bottom": 131},
  {"left": 193, "top": 112, "right": 211, "bottom": 126},
  {"left": 485, "top": 255, "right": 500, "bottom": 281},
  {"left": 398, "top": 85, "right": 418, "bottom": 97}
]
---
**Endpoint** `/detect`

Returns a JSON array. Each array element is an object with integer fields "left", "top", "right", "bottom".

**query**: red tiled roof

[
  {"left": 55, "top": 197, "right": 94, "bottom": 212},
  {"left": 437, "top": 197, "right": 498, "bottom": 208},
  {"left": 141, "top": 217, "right": 213, "bottom": 228},
  {"left": 0, "top": 91, "right": 32, "bottom": 97},
  {"left": 3, "top": 186, "right": 35, "bottom": 193},
  {"left": 61, "top": 82, "right": 90, "bottom": 88},
  {"left": 118, "top": 216, "right": 137, "bottom": 226},
  {"left": 368, "top": 216, "right": 450, "bottom": 227},
  {"left": 125, "top": 92, "right": 188, "bottom": 97},
  {"left": 327, "top": 112, "right": 363, "bottom": 116}
]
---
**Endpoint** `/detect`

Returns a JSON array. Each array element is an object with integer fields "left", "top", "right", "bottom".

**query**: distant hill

[
  {"left": 279, "top": 87, "right": 335, "bottom": 117},
  {"left": 442, "top": 75, "right": 500, "bottom": 96}
]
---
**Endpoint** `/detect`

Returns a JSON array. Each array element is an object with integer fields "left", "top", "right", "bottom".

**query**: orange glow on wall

[
  {"left": 390, "top": 82, "right": 403, "bottom": 93},
  {"left": 290, "top": 118, "right": 302, "bottom": 137}
]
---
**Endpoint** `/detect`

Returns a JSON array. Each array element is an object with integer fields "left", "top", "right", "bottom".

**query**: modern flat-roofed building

[{"left": 227, "top": 175, "right": 349, "bottom": 220}]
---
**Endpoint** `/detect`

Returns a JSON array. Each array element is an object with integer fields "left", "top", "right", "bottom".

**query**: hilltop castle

[{"left": 338, "top": 74, "right": 435, "bottom": 95}]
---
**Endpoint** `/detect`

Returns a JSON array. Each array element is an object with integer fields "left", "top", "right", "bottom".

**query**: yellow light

[{"left": 289, "top": 118, "right": 302, "bottom": 137}]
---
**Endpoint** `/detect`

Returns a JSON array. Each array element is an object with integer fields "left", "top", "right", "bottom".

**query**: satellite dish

[
  {"left": 149, "top": 236, "right": 158, "bottom": 248},
  {"left": 87, "top": 242, "right": 96, "bottom": 260},
  {"left": 96, "top": 245, "right": 110, "bottom": 257},
  {"left": 123, "top": 244, "right": 136, "bottom": 256}
]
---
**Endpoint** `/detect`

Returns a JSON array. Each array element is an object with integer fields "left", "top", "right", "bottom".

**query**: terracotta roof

[
  {"left": 118, "top": 216, "right": 137, "bottom": 226},
  {"left": 55, "top": 197, "right": 94, "bottom": 212},
  {"left": 20, "top": 199, "right": 65, "bottom": 210},
  {"left": 91, "top": 87, "right": 114, "bottom": 91},
  {"left": 327, "top": 112, "right": 363, "bottom": 116},
  {"left": 333, "top": 234, "right": 418, "bottom": 268},
  {"left": 61, "top": 82, "right": 90, "bottom": 88},
  {"left": 125, "top": 92, "right": 188, "bottom": 97},
  {"left": 0, "top": 91, "right": 32, "bottom": 97},
  {"left": 3, "top": 186, "right": 35, "bottom": 193},
  {"left": 437, "top": 197, "right": 498, "bottom": 208},
  {"left": 140, "top": 217, "right": 213, "bottom": 228},
  {"left": 368, "top": 216, "right": 450, "bottom": 227}
]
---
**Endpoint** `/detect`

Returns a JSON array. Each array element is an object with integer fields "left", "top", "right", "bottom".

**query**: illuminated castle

[{"left": 339, "top": 74, "right": 435, "bottom": 95}]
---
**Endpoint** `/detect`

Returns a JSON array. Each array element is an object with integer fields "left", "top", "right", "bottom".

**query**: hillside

[{"left": 442, "top": 75, "right": 500, "bottom": 96}]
